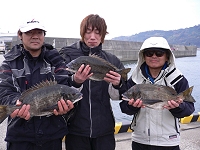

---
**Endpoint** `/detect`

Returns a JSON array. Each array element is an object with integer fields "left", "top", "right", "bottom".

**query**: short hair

[{"left": 80, "top": 14, "right": 108, "bottom": 43}]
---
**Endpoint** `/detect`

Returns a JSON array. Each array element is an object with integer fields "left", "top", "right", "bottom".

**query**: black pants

[
  {"left": 7, "top": 138, "right": 62, "bottom": 150},
  {"left": 132, "top": 141, "right": 180, "bottom": 150},
  {"left": 65, "top": 134, "right": 115, "bottom": 150}
]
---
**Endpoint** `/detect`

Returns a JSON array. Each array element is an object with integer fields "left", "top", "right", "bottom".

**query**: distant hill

[{"left": 112, "top": 24, "right": 200, "bottom": 47}]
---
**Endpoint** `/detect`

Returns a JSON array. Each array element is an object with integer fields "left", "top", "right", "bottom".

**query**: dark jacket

[
  {"left": 59, "top": 41, "right": 125, "bottom": 138},
  {"left": 0, "top": 44, "right": 73, "bottom": 144}
]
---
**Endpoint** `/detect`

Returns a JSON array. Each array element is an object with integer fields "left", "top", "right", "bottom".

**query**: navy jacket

[
  {"left": 0, "top": 44, "right": 73, "bottom": 144},
  {"left": 60, "top": 41, "right": 125, "bottom": 138}
]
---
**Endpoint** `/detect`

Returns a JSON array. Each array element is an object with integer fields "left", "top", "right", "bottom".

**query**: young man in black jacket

[
  {"left": 0, "top": 19, "right": 91, "bottom": 150},
  {"left": 59, "top": 14, "right": 124, "bottom": 150}
]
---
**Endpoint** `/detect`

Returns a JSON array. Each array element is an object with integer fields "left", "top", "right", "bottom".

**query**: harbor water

[{"left": 111, "top": 50, "right": 200, "bottom": 122}]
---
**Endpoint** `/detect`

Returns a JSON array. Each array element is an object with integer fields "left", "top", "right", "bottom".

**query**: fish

[
  {"left": 122, "top": 84, "right": 195, "bottom": 109},
  {"left": 66, "top": 55, "right": 131, "bottom": 81},
  {"left": 0, "top": 80, "right": 82, "bottom": 124}
]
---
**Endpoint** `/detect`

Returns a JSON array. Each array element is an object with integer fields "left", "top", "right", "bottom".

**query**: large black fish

[
  {"left": 0, "top": 80, "right": 82, "bottom": 123},
  {"left": 66, "top": 55, "right": 131, "bottom": 81},
  {"left": 122, "top": 84, "right": 195, "bottom": 109}
]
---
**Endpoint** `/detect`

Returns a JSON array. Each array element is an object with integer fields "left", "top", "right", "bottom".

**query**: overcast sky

[{"left": 0, "top": 0, "right": 200, "bottom": 39}]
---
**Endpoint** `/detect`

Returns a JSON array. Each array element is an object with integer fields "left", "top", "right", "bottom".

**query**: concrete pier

[{"left": 10, "top": 37, "right": 197, "bottom": 62}]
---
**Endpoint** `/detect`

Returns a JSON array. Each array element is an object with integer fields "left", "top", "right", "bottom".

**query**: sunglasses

[{"left": 143, "top": 50, "right": 166, "bottom": 57}]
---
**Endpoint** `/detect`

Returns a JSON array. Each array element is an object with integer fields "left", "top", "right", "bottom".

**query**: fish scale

[
  {"left": 0, "top": 80, "right": 82, "bottom": 123},
  {"left": 122, "top": 84, "right": 195, "bottom": 109},
  {"left": 66, "top": 55, "right": 131, "bottom": 81}
]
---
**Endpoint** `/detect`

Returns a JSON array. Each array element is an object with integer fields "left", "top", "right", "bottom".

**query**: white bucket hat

[{"left": 19, "top": 19, "right": 46, "bottom": 32}]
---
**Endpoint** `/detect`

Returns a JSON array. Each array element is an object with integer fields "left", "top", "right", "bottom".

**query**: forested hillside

[{"left": 112, "top": 25, "right": 200, "bottom": 47}]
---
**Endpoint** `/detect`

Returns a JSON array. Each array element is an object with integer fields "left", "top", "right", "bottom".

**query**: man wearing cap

[
  {"left": 118, "top": 37, "right": 195, "bottom": 150},
  {"left": 0, "top": 19, "right": 91, "bottom": 150}
]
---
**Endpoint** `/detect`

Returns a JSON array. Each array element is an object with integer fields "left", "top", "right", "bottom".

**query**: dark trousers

[
  {"left": 7, "top": 138, "right": 62, "bottom": 150},
  {"left": 65, "top": 134, "right": 115, "bottom": 150},
  {"left": 132, "top": 141, "right": 180, "bottom": 150}
]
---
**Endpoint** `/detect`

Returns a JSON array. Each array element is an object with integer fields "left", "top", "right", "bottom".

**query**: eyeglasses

[{"left": 143, "top": 50, "right": 166, "bottom": 57}]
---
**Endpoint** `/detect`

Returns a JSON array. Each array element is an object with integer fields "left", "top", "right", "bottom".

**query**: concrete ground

[
  {"left": 1, "top": 119, "right": 200, "bottom": 150},
  {"left": 115, "top": 121, "right": 200, "bottom": 150}
]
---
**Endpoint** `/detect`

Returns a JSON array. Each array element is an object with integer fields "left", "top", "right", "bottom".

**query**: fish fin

[
  {"left": 145, "top": 104, "right": 164, "bottom": 110},
  {"left": 89, "top": 54, "right": 118, "bottom": 69},
  {"left": 19, "top": 80, "right": 57, "bottom": 101},
  {"left": 120, "top": 68, "right": 131, "bottom": 81},
  {"left": 145, "top": 105, "right": 155, "bottom": 109},
  {"left": 162, "top": 86, "right": 177, "bottom": 95},
  {"left": 46, "top": 114, "right": 54, "bottom": 117},
  {"left": 0, "top": 105, "right": 9, "bottom": 124},
  {"left": 66, "top": 68, "right": 76, "bottom": 73},
  {"left": 122, "top": 97, "right": 130, "bottom": 101},
  {"left": 178, "top": 86, "right": 196, "bottom": 102},
  {"left": 72, "top": 96, "right": 83, "bottom": 104}
]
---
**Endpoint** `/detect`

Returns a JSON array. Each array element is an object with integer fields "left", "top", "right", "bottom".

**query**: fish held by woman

[
  {"left": 66, "top": 55, "right": 131, "bottom": 81},
  {"left": 122, "top": 84, "right": 195, "bottom": 109},
  {"left": 0, "top": 80, "right": 82, "bottom": 123}
]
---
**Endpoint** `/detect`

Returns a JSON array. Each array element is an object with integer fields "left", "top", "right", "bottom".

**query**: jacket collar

[
  {"left": 80, "top": 41, "right": 102, "bottom": 56},
  {"left": 4, "top": 44, "right": 47, "bottom": 61}
]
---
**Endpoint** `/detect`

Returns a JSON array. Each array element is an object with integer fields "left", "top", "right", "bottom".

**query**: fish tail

[
  {"left": 0, "top": 105, "right": 9, "bottom": 124},
  {"left": 178, "top": 86, "right": 196, "bottom": 102},
  {"left": 120, "top": 68, "right": 131, "bottom": 81}
]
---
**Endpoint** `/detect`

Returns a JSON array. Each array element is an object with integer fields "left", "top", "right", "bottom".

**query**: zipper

[
  {"left": 89, "top": 80, "right": 92, "bottom": 137},
  {"left": 89, "top": 47, "right": 93, "bottom": 137}
]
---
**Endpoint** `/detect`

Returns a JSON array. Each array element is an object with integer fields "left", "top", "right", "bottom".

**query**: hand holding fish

[
  {"left": 104, "top": 71, "right": 121, "bottom": 86},
  {"left": 122, "top": 84, "right": 195, "bottom": 110},
  {"left": 73, "top": 64, "right": 93, "bottom": 84},
  {"left": 53, "top": 99, "right": 74, "bottom": 115},
  {"left": 10, "top": 100, "right": 31, "bottom": 120},
  {"left": 128, "top": 98, "right": 146, "bottom": 108},
  {"left": 65, "top": 55, "right": 131, "bottom": 81},
  {"left": 163, "top": 98, "right": 183, "bottom": 110}
]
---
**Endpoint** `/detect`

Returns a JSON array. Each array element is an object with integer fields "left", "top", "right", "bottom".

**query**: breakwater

[{"left": 11, "top": 37, "right": 197, "bottom": 61}]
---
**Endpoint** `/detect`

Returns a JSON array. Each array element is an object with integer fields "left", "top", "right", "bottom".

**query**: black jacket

[
  {"left": 59, "top": 41, "right": 125, "bottom": 138},
  {"left": 0, "top": 44, "right": 73, "bottom": 144}
]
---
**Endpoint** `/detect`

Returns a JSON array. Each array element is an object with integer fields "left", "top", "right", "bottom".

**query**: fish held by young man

[
  {"left": 66, "top": 55, "right": 131, "bottom": 81},
  {"left": 0, "top": 80, "right": 82, "bottom": 124},
  {"left": 122, "top": 84, "right": 195, "bottom": 109}
]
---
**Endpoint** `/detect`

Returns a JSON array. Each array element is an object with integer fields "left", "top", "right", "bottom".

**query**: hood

[{"left": 132, "top": 37, "right": 182, "bottom": 85}]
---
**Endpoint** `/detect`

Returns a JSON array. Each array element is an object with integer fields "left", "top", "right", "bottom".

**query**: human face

[
  {"left": 144, "top": 49, "right": 168, "bottom": 71},
  {"left": 83, "top": 26, "right": 102, "bottom": 48},
  {"left": 19, "top": 29, "right": 45, "bottom": 56}
]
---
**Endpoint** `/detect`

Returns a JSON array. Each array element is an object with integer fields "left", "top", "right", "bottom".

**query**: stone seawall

[{"left": 12, "top": 37, "right": 197, "bottom": 61}]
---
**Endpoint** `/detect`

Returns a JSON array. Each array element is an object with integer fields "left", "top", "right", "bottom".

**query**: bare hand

[
  {"left": 10, "top": 100, "right": 31, "bottom": 120},
  {"left": 104, "top": 71, "right": 121, "bottom": 86},
  {"left": 73, "top": 64, "right": 93, "bottom": 84},
  {"left": 128, "top": 99, "right": 145, "bottom": 108},
  {"left": 163, "top": 99, "right": 183, "bottom": 110},
  {"left": 53, "top": 100, "right": 74, "bottom": 115}
]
